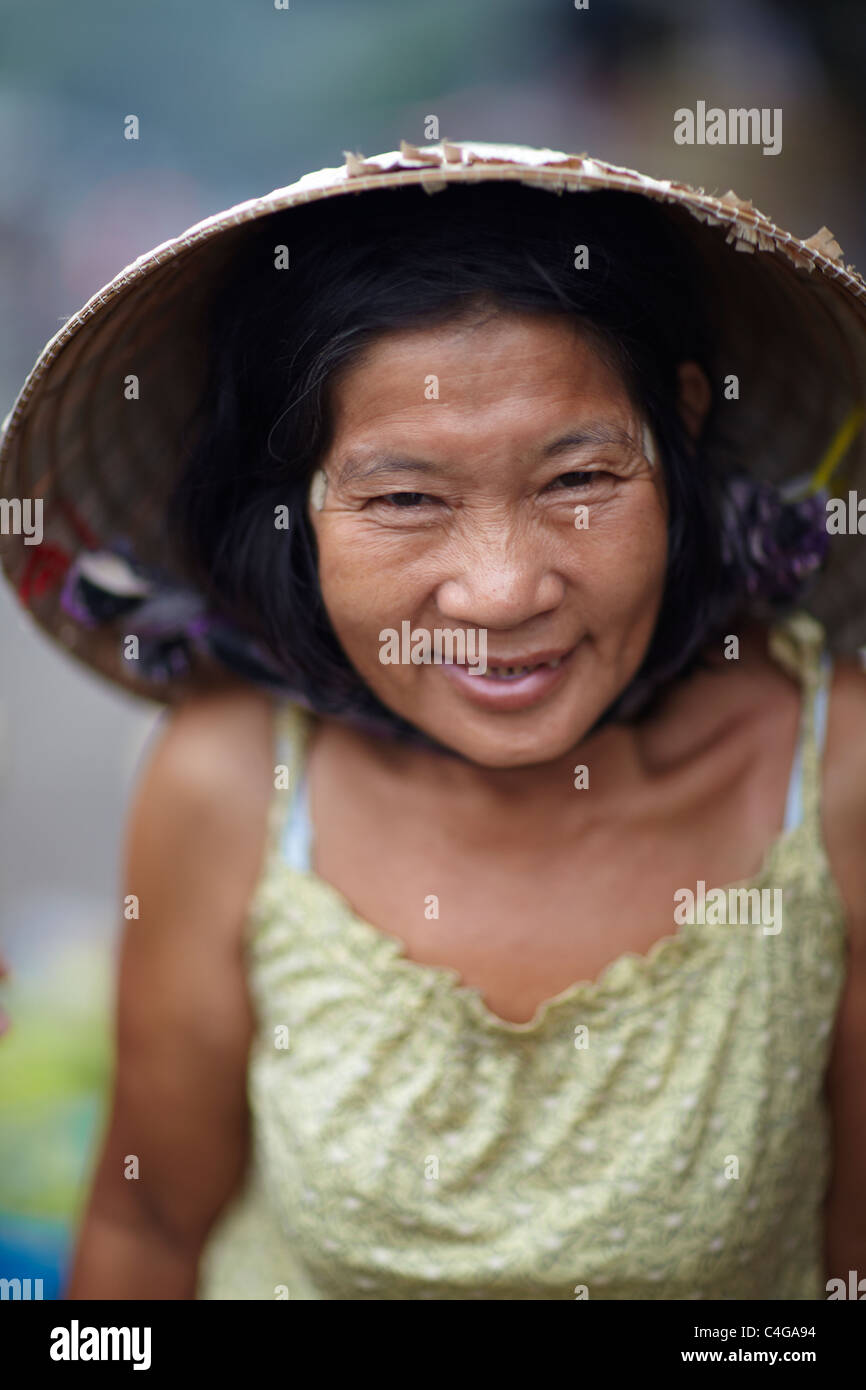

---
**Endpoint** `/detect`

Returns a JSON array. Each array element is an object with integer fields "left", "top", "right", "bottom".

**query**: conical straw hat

[{"left": 2, "top": 138, "right": 865, "bottom": 705}]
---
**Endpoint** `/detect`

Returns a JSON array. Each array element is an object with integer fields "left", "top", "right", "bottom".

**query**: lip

[
  {"left": 481, "top": 646, "right": 571, "bottom": 667},
  {"left": 440, "top": 644, "right": 577, "bottom": 711}
]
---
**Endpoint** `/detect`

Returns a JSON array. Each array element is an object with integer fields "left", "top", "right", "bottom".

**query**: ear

[{"left": 676, "top": 361, "right": 712, "bottom": 441}]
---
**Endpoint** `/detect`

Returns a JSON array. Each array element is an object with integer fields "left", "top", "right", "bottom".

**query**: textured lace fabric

[{"left": 197, "top": 611, "right": 847, "bottom": 1300}]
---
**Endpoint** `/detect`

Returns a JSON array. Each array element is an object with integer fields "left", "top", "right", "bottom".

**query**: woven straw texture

[{"left": 2, "top": 139, "right": 866, "bottom": 704}]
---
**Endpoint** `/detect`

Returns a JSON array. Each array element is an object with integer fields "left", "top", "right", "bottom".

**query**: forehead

[{"left": 327, "top": 312, "right": 636, "bottom": 446}]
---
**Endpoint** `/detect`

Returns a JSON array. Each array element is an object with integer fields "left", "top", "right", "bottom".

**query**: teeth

[
  {"left": 481, "top": 662, "right": 540, "bottom": 679},
  {"left": 471, "top": 654, "right": 566, "bottom": 680}
]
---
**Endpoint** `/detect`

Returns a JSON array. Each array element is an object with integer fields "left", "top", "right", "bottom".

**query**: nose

[{"left": 433, "top": 518, "right": 566, "bottom": 629}]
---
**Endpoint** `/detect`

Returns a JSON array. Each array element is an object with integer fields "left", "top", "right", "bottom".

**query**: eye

[
  {"left": 547, "top": 470, "right": 608, "bottom": 489},
  {"left": 374, "top": 491, "right": 435, "bottom": 508}
]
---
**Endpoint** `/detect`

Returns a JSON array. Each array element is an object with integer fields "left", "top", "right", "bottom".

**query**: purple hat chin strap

[
  {"left": 58, "top": 537, "right": 289, "bottom": 689},
  {"left": 718, "top": 468, "right": 830, "bottom": 608}
]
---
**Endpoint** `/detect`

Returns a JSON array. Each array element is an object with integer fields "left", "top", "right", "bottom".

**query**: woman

[{"left": 2, "top": 142, "right": 864, "bottom": 1300}]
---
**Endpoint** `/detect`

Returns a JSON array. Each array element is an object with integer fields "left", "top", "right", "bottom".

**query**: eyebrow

[{"left": 333, "top": 422, "right": 640, "bottom": 487}]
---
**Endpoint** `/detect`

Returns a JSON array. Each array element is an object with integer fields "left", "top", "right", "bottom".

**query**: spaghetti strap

[
  {"left": 272, "top": 701, "right": 316, "bottom": 874},
  {"left": 768, "top": 612, "right": 833, "bottom": 835},
  {"left": 813, "top": 655, "right": 832, "bottom": 755},
  {"left": 282, "top": 765, "right": 313, "bottom": 871},
  {"left": 800, "top": 647, "right": 833, "bottom": 828}
]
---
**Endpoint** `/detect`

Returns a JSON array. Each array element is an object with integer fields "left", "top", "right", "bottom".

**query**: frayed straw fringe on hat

[{"left": 2, "top": 139, "right": 866, "bottom": 704}]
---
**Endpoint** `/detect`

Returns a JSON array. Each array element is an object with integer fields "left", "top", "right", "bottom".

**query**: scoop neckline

[{"left": 263, "top": 811, "right": 822, "bottom": 1037}]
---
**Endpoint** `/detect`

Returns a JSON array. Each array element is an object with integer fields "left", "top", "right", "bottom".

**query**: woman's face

[{"left": 308, "top": 311, "right": 670, "bottom": 769}]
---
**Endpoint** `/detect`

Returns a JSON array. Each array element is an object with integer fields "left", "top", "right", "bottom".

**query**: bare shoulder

[
  {"left": 820, "top": 656, "right": 866, "bottom": 1266},
  {"left": 127, "top": 683, "right": 278, "bottom": 946},
  {"left": 822, "top": 655, "right": 866, "bottom": 937},
  {"left": 823, "top": 654, "right": 866, "bottom": 791},
  {"left": 721, "top": 628, "right": 866, "bottom": 931},
  {"left": 142, "top": 682, "right": 277, "bottom": 804}
]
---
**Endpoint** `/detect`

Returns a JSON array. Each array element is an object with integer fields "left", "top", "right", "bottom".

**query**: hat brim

[{"left": 2, "top": 139, "right": 866, "bottom": 705}]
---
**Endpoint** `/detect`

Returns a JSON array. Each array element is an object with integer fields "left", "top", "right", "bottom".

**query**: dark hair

[{"left": 168, "top": 181, "right": 731, "bottom": 752}]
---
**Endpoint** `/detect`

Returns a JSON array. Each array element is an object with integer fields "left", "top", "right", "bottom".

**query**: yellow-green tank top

[{"left": 197, "top": 611, "right": 847, "bottom": 1300}]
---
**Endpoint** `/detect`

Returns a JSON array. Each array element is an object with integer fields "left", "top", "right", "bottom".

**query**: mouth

[
  {"left": 440, "top": 644, "right": 577, "bottom": 710},
  {"left": 474, "top": 652, "right": 568, "bottom": 681}
]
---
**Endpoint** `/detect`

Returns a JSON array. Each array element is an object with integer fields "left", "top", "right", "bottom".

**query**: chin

[{"left": 415, "top": 700, "right": 604, "bottom": 768}]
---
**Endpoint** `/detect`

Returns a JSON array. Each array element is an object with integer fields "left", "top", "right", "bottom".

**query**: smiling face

[{"left": 308, "top": 309, "right": 670, "bottom": 768}]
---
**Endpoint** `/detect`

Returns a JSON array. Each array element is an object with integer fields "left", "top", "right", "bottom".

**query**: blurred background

[{"left": 2, "top": 0, "right": 866, "bottom": 1298}]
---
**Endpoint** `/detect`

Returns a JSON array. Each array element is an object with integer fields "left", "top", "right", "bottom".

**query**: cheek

[
  {"left": 317, "top": 510, "right": 444, "bottom": 601},
  {"left": 562, "top": 490, "right": 669, "bottom": 604},
  {"left": 314, "top": 521, "right": 413, "bottom": 651}
]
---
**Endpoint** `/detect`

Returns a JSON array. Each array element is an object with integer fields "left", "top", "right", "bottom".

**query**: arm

[
  {"left": 819, "top": 659, "right": 866, "bottom": 1285},
  {"left": 823, "top": 955, "right": 866, "bottom": 1285},
  {"left": 64, "top": 687, "right": 276, "bottom": 1299}
]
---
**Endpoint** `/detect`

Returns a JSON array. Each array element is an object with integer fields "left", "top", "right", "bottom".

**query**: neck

[{"left": 323, "top": 708, "right": 650, "bottom": 825}]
